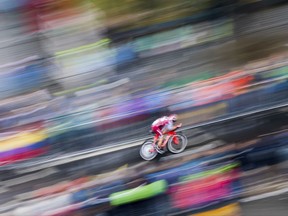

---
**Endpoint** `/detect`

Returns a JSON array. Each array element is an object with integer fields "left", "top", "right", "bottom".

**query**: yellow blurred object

[
  {"left": 55, "top": 39, "right": 111, "bottom": 57},
  {"left": 191, "top": 203, "right": 242, "bottom": 216},
  {"left": 0, "top": 131, "right": 47, "bottom": 152},
  {"left": 117, "top": 164, "right": 129, "bottom": 170}
]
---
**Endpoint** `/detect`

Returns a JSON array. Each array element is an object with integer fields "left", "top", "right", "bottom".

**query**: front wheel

[
  {"left": 140, "top": 140, "right": 158, "bottom": 161},
  {"left": 167, "top": 134, "right": 187, "bottom": 154}
]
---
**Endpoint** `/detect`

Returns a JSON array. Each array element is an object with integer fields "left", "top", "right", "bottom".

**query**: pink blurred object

[
  {"left": 171, "top": 172, "right": 235, "bottom": 209},
  {"left": 0, "top": 147, "right": 47, "bottom": 166}
]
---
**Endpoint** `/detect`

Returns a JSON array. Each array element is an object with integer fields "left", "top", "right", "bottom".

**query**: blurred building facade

[{"left": 0, "top": 0, "right": 288, "bottom": 165}]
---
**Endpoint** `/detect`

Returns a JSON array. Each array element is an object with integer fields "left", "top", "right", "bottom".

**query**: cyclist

[{"left": 151, "top": 114, "right": 182, "bottom": 149}]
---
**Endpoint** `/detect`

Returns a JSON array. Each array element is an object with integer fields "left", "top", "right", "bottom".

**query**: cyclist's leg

[
  {"left": 152, "top": 126, "right": 162, "bottom": 147},
  {"left": 160, "top": 125, "right": 173, "bottom": 148},
  {"left": 159, "top": 127, "right": 171, "bottom": 148},
  {"left": 155, "top": 128, "right": 165, "bottom": 148}
]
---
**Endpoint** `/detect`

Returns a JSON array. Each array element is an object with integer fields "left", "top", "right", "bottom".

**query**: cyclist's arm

[{"left": 164, "top": 121, "right": 182, "bottom": 133}]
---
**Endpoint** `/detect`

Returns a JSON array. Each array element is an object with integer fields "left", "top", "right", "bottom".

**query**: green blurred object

[
  {"left": 261, "top": 66, "right": 288, "bottom": 79},
  {"left": 134, "top": 19, "right": 234, "bottom": 54},
  {"left": 179, "top": 162, "right": 239, "bottom": 183},
  {"left": 109, "top": 180, "right": 167, "bottom": 206},
  {"left": 163, "top": 72, "right": 214, "bottom": 88},
  {"left": 55, "top": 39, "right": 111, "bottom": 57}
]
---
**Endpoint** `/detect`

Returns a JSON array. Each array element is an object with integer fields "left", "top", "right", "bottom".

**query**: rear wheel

[
  {"left": 140, "top": 140, "right": 158, "bottom": 161},
  {"left": 167, "top": 134, "right": 187, "bottom": 154}
]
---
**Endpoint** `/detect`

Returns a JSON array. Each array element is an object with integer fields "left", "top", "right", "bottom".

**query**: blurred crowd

[{"left": 1, "top": 129, "right": 287, "bottom": 216}]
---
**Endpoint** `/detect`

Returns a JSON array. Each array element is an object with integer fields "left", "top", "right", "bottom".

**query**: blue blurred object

[
  {"left": 15, "top": 64, "right": 47, "bottom": 90},
  {"left": 116, "top": 43, "right": 137, "bottom": 65},
  {"left": 72, "top": 180, "right": 126, "bottom": 203},
  {"left": 276, "top": 146, "right": 288, "bottom": 162},
  {"left": 0, "top": 0, "right": 29, "bottom": 11},
  {"left": 239, "top": 132, "right": 288, "bottom": 170},
  {"left": 0, "top": 63, "right": 48, "bottom": 99}
]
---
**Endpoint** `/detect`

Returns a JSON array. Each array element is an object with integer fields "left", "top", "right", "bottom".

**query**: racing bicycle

[{"left": 140, "top": 126, "right": 187, "bottom": 161}]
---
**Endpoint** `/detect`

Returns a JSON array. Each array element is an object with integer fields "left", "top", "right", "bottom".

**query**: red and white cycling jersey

[{"left": 151, "top": 116, "right": 173, "bottom": 136}]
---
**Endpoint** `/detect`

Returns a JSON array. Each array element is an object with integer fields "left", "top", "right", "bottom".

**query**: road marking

[
  {"left": 240, "top": 187, "right": 288, "bottom": 202},
  {"left": 2, "top": 168, "right": 59, "bottom": 187},
  {"left": 0, "top": 187, "right": 8, "bottom": 194}
]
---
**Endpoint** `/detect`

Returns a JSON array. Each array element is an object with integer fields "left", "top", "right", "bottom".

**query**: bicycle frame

[{"left": 152, "top": 129, "right": 180, "bottom": 149}]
